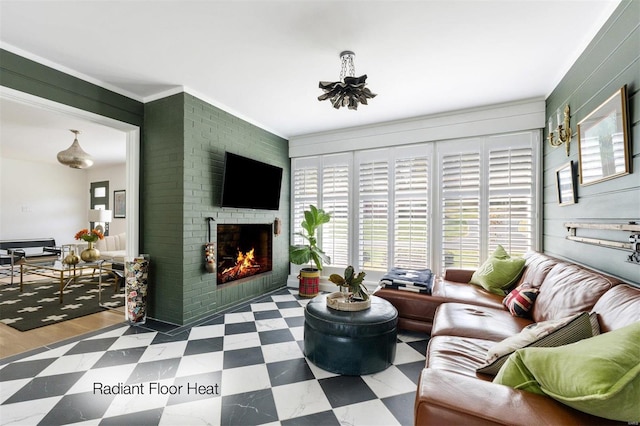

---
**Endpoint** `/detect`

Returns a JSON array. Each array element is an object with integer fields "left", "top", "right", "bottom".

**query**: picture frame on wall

[
  {"left": 577, "top": 85, "right": 631, "bottom": 186},
  {"left": 114, "top": 190, "right": 126, "bottom": 218},
  {"left": 556, "top": 161, "right": 576, "bottom": 206}
]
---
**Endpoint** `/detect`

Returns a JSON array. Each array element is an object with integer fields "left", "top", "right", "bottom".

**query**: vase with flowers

[{"left": 75, "top": 228, "right": 104, "bottom": 262}]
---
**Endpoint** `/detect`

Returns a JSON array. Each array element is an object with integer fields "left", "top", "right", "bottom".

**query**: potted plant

[
  {"left": 289, "top": 205, "right": 331, "bottom": 297},
  {"left": 327, "top": 265, "right": 371, "bottom": 311}
]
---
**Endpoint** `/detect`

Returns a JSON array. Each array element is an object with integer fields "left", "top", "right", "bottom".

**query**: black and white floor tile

[{"left": 0, "top": 287, "right": 429, "bottom": 425}]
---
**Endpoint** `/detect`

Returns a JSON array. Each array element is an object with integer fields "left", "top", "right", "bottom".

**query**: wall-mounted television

[{"left": 221, "top": 152, "right": 283, "bottom": 210}]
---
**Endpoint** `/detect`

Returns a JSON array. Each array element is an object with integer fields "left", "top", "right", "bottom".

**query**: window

[
  {"left": 291, "top": 158, "right": 318, "bottom": 246},
  {"left": 321, "top": 155, "right": 350, "bottom": 267},
  {"left": 393, "top": 154, "right": 429, "bottom": 269},
  {"left": 487, "top": 145, "right": 534, "bottom": 256},
  {"left": 290, "top": 154, "right": 351, "bottom": 267},
  {"left": 438, "top": 133, "right": 536, "bottom": 271},
  {"left": 440, "top": 148, "right": 481, "bottom": 269},
  {"left": 356, "top": 150, "right": 390, "bottom": 271},
  {"left": 291, "top": 131, "right": 538, "bottom": 277}
]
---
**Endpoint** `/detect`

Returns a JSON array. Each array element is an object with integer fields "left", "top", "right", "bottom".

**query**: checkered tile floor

[{"left": 0, "top": 287, "right": 429, "bottom": 425}]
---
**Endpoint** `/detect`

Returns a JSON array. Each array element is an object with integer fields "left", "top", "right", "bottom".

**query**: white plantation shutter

[
  {"left": 488, "top": 146, "right": 534, "bottom": 257},
  {"left": 394, "top": 154, "right": 429, "bottom": 269},
  {"left": 440, "top": 150, "right": 482, "bottom": 269},
  {"left": 321, "top": 155, "right": 350, "bottom": 267},
  {"left": 357, "top": 151, "right": 389, "bottom": 271},
  {"left": 291, "top": 158, "right": 319, "bottom": 246},
  {"left": 438, "top": 134, "right": 537, "bottom": 272},
  {"left": 291, "top": 130, "right": 538, "bottom": 277}
]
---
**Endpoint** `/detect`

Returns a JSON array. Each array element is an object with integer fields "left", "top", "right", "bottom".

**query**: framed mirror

[
  {"left": 556, "top": 161, "right": 576, "bottom": 206},
  {"left": 578, "top": 85, "right": 630, "bottom": 186}
]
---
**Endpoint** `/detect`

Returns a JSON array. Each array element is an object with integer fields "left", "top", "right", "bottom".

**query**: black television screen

[{"left": 221, "top": 152, "right": 283, "bottom": 210}]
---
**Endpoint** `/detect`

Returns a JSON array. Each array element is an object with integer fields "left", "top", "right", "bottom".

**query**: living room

[{"left": 0, "top": 0, "right": 638, "bottom": 424}]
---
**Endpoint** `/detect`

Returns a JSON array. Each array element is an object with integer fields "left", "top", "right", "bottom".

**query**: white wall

[
  {"left": 0, "top": 157, "right": 127, "bottom": 245},
  {"left": 289, "top": 98, "right": 546, "bottom": 157},
  {"left": 0, "top": 157, "right": 88, "bottom": 245}
]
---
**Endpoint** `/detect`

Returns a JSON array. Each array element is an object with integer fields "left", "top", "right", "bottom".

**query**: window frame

[{"left": 291, "top": 130, "right": 540, "bottom": 280}]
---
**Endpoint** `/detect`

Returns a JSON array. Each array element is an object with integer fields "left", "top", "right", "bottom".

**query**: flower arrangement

[{"left": 74, "top": 228, "right": 104, "bottom": 243}]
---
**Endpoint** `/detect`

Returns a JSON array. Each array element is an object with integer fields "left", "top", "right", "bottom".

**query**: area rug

[{"left": 0, "top": 274, "right": 124, "bottom": 331}]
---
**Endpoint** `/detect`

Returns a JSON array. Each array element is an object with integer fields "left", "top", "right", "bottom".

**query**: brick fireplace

[{"left": 217, "top": 224, "right": 273, "bottom": 285}]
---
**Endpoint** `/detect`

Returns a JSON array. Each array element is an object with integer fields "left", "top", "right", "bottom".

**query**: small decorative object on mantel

[
  {"left": 318, "top": 51, "right": 377, "bottom": 110},
  {"left": 327, "top": 266, "right": 370, "bottom": 311},
  {"left": 204, "top": 217, "right": 216, "bottom": 274},
  {"left": 74, "top": 228, "right": 104, "bottom": 262}
]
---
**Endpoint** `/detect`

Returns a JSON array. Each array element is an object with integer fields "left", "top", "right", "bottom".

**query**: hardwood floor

[
  {"left": 0, "top": 308, "right": 126, "bottom": 359},
  {"left": 0, "top": 265, "right": 128, "bottom": 360}
]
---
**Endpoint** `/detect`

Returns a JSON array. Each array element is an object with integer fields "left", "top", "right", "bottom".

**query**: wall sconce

[{"left": 548, "top": 105, "right": 572, "bottom": 156}]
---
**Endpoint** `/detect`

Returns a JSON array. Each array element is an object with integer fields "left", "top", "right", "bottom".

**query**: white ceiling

[{"left": 0, "top": 0, "right": 622, "bottom": 166}]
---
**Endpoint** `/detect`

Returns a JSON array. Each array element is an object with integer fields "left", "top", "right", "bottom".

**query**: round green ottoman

[{"left": 304, "top": 294, "right": 398, "bottom": 375}]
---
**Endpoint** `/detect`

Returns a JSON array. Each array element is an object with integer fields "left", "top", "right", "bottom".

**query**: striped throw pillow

[{"left": 477, "top": 311, "right": 597, "bottom": 376}]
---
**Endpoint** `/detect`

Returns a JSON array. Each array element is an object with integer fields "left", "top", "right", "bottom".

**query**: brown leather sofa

[{"left": 375, "top": 251, "right": 640, "bottom": 425}]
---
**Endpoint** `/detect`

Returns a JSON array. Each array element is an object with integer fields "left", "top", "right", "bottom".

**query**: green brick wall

[
  {"left": 143, "top": 93, "right": 187, "bottom": 324},
  {"left": 144, "top": 92, "right": 290, "bottom": 325}
]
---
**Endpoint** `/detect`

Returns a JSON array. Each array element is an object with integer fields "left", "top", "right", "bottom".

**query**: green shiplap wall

[
  {"left": 544, "top": 0, "right": 639, "bottom": 285},
  {"left": 143, "top": 92, "right": 290, "bottom": 325},
  {"left": 0, "top": 49, "right": 143, "bottom": 126}
]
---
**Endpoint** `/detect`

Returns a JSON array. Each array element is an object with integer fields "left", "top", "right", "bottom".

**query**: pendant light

[
  {"left": 318, "top": 51, "right": 377, "bottom": 110},
  {"left": 57, "top": 129, "right": 93, "bottom": 169}
]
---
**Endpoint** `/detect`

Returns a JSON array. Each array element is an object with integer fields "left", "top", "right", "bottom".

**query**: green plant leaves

[
  {"left": 289, "top": 205, "right": 331, "bottom": 270},
  {"left": 328, "top": 274, "right": 345, "bottom": 285}
]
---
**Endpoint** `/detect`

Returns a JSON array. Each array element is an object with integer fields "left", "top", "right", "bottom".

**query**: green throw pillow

[
  {"left": 469, "top": 245, "right": 525, "bottom": 295},
  {"left": 494, "top": 322, "right": 640, "bottom": 422}
]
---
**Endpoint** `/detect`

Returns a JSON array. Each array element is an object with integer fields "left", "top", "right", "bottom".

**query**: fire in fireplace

[{"left": 217, "top": 224, "right": 273, "bottom": 285}]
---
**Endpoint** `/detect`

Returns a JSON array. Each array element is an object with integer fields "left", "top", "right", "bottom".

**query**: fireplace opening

[{"left": 217, "top": 224, "right": 272, "bottom": 285}]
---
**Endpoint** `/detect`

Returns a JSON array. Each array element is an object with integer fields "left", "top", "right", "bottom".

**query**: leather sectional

[{"left": 375, "top": 251, "right": 640, "bottom": 425}]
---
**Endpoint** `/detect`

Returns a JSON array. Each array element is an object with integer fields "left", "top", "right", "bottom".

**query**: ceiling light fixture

[
  {"left": 318, "top": 51, "right": 376, "bottom": 110},
  {"left": 57, "top": 129, "right": 93, "bottom": 169}
]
